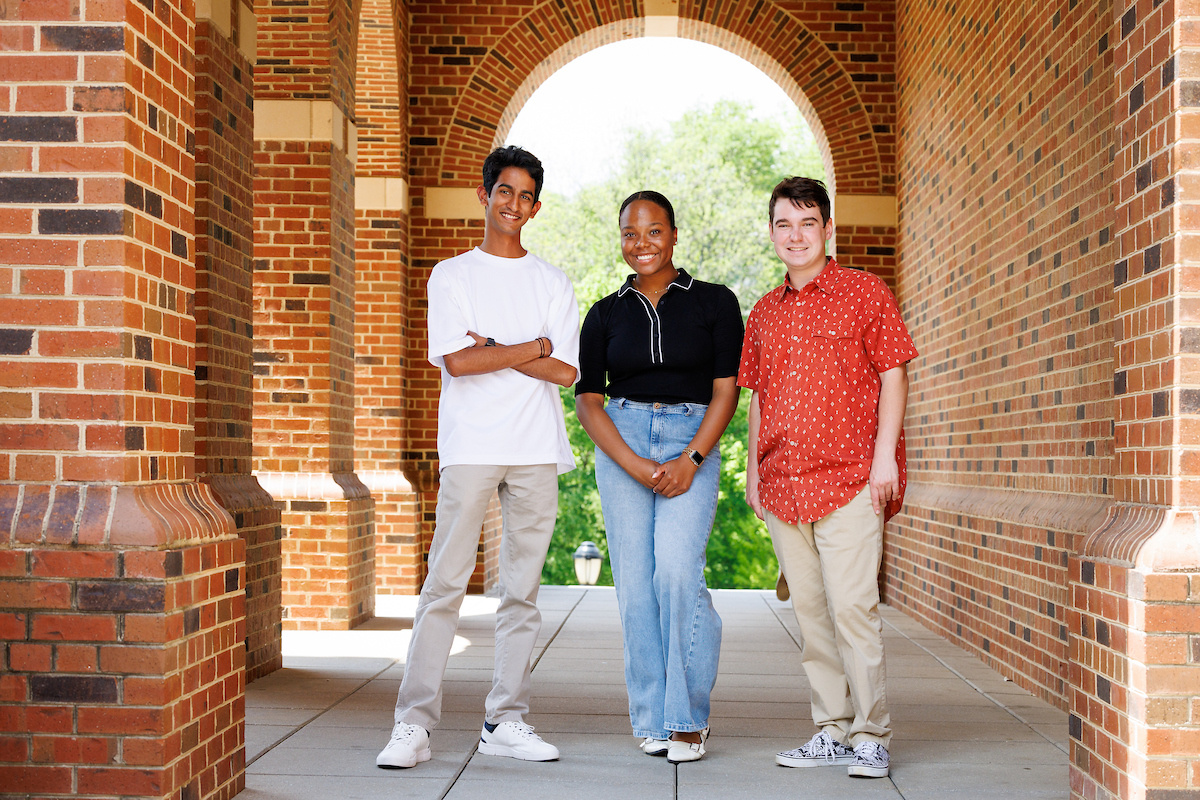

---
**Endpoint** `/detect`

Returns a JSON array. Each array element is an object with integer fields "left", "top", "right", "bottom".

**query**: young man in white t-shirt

[{"left": 377, "top": 146, "right": 580, "bottom": 769}]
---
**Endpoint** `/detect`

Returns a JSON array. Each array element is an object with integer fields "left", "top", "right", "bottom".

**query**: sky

[{"left": 504, "top": 38, "right": 802, "bottom": 197}]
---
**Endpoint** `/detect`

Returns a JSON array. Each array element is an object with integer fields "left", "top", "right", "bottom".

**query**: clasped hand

[{"left": 632, "top": 455, "right": 697, "bottom": 498}]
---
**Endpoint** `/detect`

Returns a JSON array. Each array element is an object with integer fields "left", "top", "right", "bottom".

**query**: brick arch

[{"left": 430, "top": 2, "right": 884, "bottom": 197}]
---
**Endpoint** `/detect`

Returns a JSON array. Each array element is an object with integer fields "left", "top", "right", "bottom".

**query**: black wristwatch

[
  {"left": 683, "top": 447, "right": 704, "bottom": 467},
  {"left": 485, "top": 337, "right": 496, "bottom": 347}
]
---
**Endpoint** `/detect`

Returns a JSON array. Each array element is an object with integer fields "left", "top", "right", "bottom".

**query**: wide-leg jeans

[{"left": 595, "top": 398, "right": 723, "bottom": 739}]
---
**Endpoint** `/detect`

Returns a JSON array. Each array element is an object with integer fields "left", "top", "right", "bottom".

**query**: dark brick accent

[
  {"left": 134, "top": 335, "right": 152, "bottom": 360},
  {"left": 291, "top": 501, "right": 328, "bottom": 512},
  {"left": 1081, "top": 561, "right": 1095, "bottom": 585},
  {"left": 1069, "top": 714, "right": 1082, "bottom": 740},
  {"left": 164, "top": 551, "right": 183, "bottom": 578},
  {"left": 77, "top": 582, "right": 165, "bottom": 612},
  {"left": 171, "top": 231, "right": 187, "bottom": 257},
  {"left": 1144, "top": 243, "right": 1161, "bottom": 273},
  {"left": 124, "top": 426, "right": 144, "bottom": 450},
  {"left": 0, "top": 116, "right": 76, "bottom": 142},
  {"left": 184, "top": 607, "right": 200, "bottom": 635},
  {"left": 30, "top": 675, "right": 118, "bottom": 704},
  {"left": 41, "top": 25, "right": 124, "bottom": 51},
  {"left": 39, "top": 209, "right": 124, "bottom": 235},
  {"left": 1096, "top": 675, "right": 1111, "bottom": 703},
  {"left": 225, "top": 568, "right": 239, "bottom": 592},
  {"left": 271, "top": 392, "right": 309, "bottom": 403},
  {"left": 0, "top": 329, "right": 34, "bottom": 355},
  {"left": 293, "top": 273, "right": 330, "bottom": 285},
  {"left": 1183, "top": 389, "right": 1200, "bottom": 414},
  {"left": 0, "top": 177, "right": 77, "bottom": 204}
]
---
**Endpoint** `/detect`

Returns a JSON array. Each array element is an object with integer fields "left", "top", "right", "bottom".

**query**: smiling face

[
  {"left": 478, "top": 166, "right": 541, "bottom": 236},
  {"left": 769, "top": 198, "right": 832, "bottom": 277},
  {"left": 620, "top": 199, "right": 677, "bottom": 280}
]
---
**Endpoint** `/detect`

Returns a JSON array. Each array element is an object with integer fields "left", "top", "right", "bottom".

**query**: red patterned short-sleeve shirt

[{"left": 738, "top": 259, "right": 918, "bottom": 525}]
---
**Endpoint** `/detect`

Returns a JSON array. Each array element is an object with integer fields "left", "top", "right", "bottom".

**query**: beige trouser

[
  {"left": 765, "top": 486, "right": 891, "bottom": 747},
  {"left": 395, "top": 464, "right": 558, "bottom": 731}
]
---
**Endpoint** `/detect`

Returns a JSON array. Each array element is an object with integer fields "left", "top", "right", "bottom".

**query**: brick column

[
  {"left": 1069, "top": 3, "right": 1200, "bottom": 799},
  {"left": 195, "top": 0, "right": 282, "bottom": 680},
  {"left": 253, "top": 0, "right": 375, "bottom": 629},
  {"left": 353, "top": 0, "right": 423, "bottom": 595},
  {"left": 0, "top": 0, "right": 246, "bottom": 797}
]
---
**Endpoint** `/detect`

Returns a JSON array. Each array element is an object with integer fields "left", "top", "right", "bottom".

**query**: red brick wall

[
  {"left": 891, "top": 0, "right": 1116, "bottom": 705},
  {"left": 195, "top": 15, "right": 283, "bottom": 681}
]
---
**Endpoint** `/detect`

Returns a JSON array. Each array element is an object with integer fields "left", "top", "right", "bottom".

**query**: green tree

[{"left": 532, "top": 100, "right": 823, "bottom": 589}]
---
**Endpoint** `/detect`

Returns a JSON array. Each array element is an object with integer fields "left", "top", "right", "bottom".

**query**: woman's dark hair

[
  {"left": 768, "top": 176, "right": 831, "bottom": 225},
  {"left": 619, "top": 190, "right": 676, "bottom": 230},
  {"left": 482, "top": 145, "right": 545, "bottom": 201}
]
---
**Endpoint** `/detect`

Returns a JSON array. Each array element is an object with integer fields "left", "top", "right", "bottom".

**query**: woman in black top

[{"left": 575, "top": 191, "right": 743, "bottom": 763}]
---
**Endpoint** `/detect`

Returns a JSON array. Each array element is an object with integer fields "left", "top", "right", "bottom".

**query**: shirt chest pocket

[{"left": 807, "top": 312, "right": 857, "bottom": 341}]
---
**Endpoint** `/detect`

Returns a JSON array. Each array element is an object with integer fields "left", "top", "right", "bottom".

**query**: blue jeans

[{"left": 595, "top": 398, "right": 723, "bottom": 738}]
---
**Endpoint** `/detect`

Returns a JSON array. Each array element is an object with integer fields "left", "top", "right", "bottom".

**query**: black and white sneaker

[
  {"left": 776, "top": 730, "right": 855, "bottom": 767},
  {"left": 848, "top": 741, "right": 889, "bottom": 778}
]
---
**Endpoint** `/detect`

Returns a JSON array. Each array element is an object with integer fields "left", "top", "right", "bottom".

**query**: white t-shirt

[{"left": 427, "top": 247, "right": 581, "bottom": 474}]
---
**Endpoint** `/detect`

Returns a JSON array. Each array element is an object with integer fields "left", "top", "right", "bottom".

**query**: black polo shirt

[{"left": 575, "top": 269, "right": 745, "bottom": 405}]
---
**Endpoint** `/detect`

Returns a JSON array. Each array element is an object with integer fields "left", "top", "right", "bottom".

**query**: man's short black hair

[
  {"left": 482, "top": 145, "right": 545, "bottom": 202},
  {"left": 619, "top": 190, "right": 676, "bottom": 230},
  {"left": 769, "top": 176, "right": 831, "bottom": 226}
]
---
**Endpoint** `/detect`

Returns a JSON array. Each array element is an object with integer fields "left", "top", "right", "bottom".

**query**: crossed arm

[{"left": 442, "top": 331, "right": 577, "bottom": 387}]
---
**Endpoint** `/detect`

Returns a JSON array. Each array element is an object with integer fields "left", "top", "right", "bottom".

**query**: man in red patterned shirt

[{"left": 738, "top": 177, "right": 917, "bottom": 779}]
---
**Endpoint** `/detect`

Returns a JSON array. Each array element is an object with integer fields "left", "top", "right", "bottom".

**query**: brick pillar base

[
  {"left": 259, "top": 472, "right": 375, "bottom": 630},
  {"left": 0, "top": 484, "right": 245, "bottom": 800},
  {"left": 362, "top": 470, "right": 422, "bottom": 594}
]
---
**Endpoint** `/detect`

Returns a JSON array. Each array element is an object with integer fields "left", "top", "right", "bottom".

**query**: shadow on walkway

[{"left": 238, "top": 587, "right": 1068, "bottom": 800}]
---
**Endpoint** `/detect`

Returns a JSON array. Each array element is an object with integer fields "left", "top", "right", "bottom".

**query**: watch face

[{"left": 689, "top": 450, "right": 704, "bottom": 466}]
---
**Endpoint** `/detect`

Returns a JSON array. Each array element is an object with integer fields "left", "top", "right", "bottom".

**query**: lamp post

[{"left": 572, "top": 541, "right": 603, "bottom": 585}]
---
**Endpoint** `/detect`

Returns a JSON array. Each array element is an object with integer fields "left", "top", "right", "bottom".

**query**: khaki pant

[
  {"left": 765, "top": 486, "right": 891, "bottom": 746},
  {"left": 394, "top": 464, "right": 558, "bottom": 730}
]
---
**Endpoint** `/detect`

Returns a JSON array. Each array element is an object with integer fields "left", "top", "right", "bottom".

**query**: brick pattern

[
  {"left": 1109, "top": 0, "right": 1178, "bottom": 509},
  {"left": 254, "top": 3, "right": 377, "bottom": 626},
  {"left": 0, "top": 0, "right": 197, "bottom": 486},
  {"left": 354, "top": 0, "right": 423, "bottom": 594},
  {"left": 889, "top": 0, "right": 1117, "bottom": 714},
  {"left": 1069, "top": 558, "right": 1132, "bottom": 800},
  {"left": 409, "top": 1, "right": 890, "bottom": 196},
  {"left": 254, "top": 0, "right": 358, "bottom": 105},
  {"left": 195, "top": 18, "right": 283, "bottom": 680},
  {"left": 837, "top": 224, "right": 897, "bottom": 293},
  {"left": 0, "top": 539, "right": 246, "bottom": 800}
]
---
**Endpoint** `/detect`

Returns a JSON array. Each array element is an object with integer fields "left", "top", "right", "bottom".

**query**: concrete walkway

[{"left": 237, "top": 587, "right": 1068, "bottom": 800}]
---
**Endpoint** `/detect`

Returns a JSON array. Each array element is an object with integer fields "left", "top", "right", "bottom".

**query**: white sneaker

[
  {"left": 478, "top": 721, "right": 560, "bottom": 761},
  {"left": 776, "top": 730, "right": 855, "bottom": 767},
  {"left": 666, "top": 727, "right": 709, "bottom": 764},
  {"left": 640, "top": 737, "right": 670, "bottom": 756},
  {"left": 847, "top": 741, "right": 889, "bottom": 778},
  {"left": 376, "top": 722, "right": 431, "bottom": 769}
]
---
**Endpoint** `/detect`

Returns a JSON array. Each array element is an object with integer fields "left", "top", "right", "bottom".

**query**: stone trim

[
  {"left": 356, "top": 176, "right": 409, "bottom": 211},
  {"left": 835, "top": 195, "right": 897, "bottom": 227},
  {"left": 255, "top": 100, "right": 357, "bottom": 159},
  {"left": 424, "top": 187, "right": 484, "bottom": 219}
]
